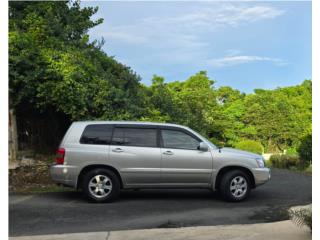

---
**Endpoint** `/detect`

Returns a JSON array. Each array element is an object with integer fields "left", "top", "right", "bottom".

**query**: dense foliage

[
  {"left": 144, "top": 74, "right": 311, "bottom": 154},
  {"left": 298, "top": 134, "right": 312, "bottom": 166},
  {"left": 9, "top": 1, "right": 146, "bottom": 121},
  {"left": 9, "top": 1, "right": 147, "bottom": 150},
  {"left": 9, "top": 1, "right": 312, "bottom": 155},
  {"left": 269, "top": 154, "right": 300, "bottom": 169},
  {"left": 234, "top": 140, "right": 264, "bottom": 154}
]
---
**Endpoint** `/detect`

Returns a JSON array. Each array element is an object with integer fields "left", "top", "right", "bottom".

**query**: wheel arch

[
  {"left": 77, "top": 164, "right": 124, "bottom": 189},
  {"left": 214, "top": 165, "right": 255, "bottom": 190}
]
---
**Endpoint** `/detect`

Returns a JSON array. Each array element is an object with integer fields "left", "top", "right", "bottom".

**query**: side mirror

[{"left": 198, "top": 142, "right": 208, "bottom": 151}]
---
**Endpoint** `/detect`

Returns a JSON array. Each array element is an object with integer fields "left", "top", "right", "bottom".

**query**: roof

[{"left": 73, "top": 120, "right": 186, "bottom": 128}]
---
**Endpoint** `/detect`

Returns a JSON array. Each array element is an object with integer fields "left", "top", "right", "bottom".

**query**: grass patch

[
  {"left": 265, "top": 157, "right": 311, "bottom": 176},
  {"left": 288, "top": 165, "right": 312, "bottom": 176}
]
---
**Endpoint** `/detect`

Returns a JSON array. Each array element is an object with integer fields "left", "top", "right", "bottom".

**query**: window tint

[
  {"left": 80, "top": 124, "right": 113, "bottom": 145},
  {"left": 112, "top": 128, "right": 157, "bottom": 147},
  {"left": 161, "top": 129, "right": 199, "bottom": 150}
]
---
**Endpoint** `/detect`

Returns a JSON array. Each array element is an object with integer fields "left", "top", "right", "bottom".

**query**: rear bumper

[
  {"left": 50, "top": 164, "right": 79, "bottom": 188},
  {"left": 252, "top": 167, "right": 271, "bottom": 187}
]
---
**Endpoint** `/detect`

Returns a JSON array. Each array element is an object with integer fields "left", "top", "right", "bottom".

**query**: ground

[
  {"left": 9, "top": 155, "right": 69, "bottom": 193},
  {"left": 9, "top": 221, "right": 312, "bottom": 240},
  {"left": 9, "top": 169, "right": 311, "bottom": 237}
]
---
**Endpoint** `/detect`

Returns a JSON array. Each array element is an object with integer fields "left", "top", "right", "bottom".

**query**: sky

[{"left": 82, "top": 1, "right": 311, "bottom": 93}]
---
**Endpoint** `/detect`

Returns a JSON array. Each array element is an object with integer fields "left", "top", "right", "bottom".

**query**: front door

[{"left": 160, "top": 128, "right": 213, "bottom": 185}]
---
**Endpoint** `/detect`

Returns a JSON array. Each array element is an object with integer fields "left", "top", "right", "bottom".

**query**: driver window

[{"left": 161, "top": 129, "right": 200, "bottom": 150}]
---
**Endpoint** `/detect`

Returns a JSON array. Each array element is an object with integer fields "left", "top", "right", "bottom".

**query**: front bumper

[
  {"left": 252, "top": 167, "right": 271, "bottom": 187},
  {"left": 50, "top": 164, "right": 79, "bottom": 188}
]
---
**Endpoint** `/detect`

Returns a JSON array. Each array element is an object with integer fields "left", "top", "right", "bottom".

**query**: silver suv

[{"left": 50, "top": 121, "right": 270, "bottom": 202}]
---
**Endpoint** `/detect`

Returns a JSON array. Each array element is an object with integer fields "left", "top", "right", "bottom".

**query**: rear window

[
  {"left": 80, "top": 124, "right": 113, "bottom": 145},
  {"left": 112, "top": 127, "right": 157, "bottom": 147}
]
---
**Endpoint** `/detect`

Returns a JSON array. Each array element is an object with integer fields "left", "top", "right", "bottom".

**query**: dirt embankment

[{"left": 9, "top": 155, "right": 70, "bottom": 193}]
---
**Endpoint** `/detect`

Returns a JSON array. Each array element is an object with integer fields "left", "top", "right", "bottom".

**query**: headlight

[{"left": 255, "top": 157, "right": 265, "bottom": 168}]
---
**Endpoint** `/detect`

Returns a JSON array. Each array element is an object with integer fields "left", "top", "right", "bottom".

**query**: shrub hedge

[
  {"left": 298, "top": 134, "right": 312, "bottom": 167},
  {"left": 269, "top": 154, "right": 300, "bottom": 169},
  {"left": 234, "top": 140, "right": 264, "bottom": 154}
]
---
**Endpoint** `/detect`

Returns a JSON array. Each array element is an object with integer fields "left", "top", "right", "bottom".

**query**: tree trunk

[{"left": 9, "top": 109, "right": 18, "bottom": 166}]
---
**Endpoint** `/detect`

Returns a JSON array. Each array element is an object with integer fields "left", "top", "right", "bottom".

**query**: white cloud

[
  {"left": 96, "top": 3, "right": 287, "bottom": 68},
  {"left": 206, "top": 55, "right": 288, "bottom": 68},
  {"left": 137, "top": 4, "right": 285, "bottom": 32},
  {"left": 102, "top": 3, "right": 285, "bottom": 45},
  {"left": 212, "top": 4, "right": 285, "bottom": 28}
]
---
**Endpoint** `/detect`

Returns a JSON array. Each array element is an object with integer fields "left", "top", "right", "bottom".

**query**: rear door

[
  {"left": 109, "top": 125, "right": 161, "bottom": 186},
  {"left": 160, "top": 127, "right": 213, "bottom": 185}
]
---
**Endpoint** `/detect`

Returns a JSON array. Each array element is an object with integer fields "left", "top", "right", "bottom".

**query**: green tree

[
  {"left": 216, "top": 86, "right": 246, "bottom": 146},
  {"left": 142, "top": 75, "right": 177, "bottom": 122},
  {"left": 298, "top": 133, "right": 312, "bottom": 166},
  {"left": 242, "top": 81, "right": 311, "bottom": 152},
  {"left": 10, "top": 1, "right": 147, "bottom": 121},
  {"left": 9, "top": 1, "right": 148, "bottom": 151},
  {"left": 167, "top": 71, "right": 221, "bottom": 137}
]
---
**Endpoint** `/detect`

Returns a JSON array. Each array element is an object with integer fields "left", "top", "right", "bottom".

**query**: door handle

[
  {"left": 112, "top": 148, "right": 124, "bottom": 153},
  {"left": 163, "top": 150, "right": 174, "bottom": 155}
]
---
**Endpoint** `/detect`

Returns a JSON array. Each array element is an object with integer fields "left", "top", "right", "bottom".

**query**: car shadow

[
  {"left": 31, "top": 189, "right": 223, "bottom": 203},
  {"left": 27, "top": 180, "right": 310, "bottom": 207},
  {"left": 33, "top": 188, "right": 271, "bottom": 206}
]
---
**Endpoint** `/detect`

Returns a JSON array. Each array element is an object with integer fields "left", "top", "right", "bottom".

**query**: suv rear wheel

[
  {"left": 219, "top": 170, "right": 251, "bottom": 202},
  {"left": 82, "top": 168, "right": 120, "bottom": 203}
]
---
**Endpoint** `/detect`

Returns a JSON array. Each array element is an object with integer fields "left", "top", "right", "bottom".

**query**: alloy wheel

[
  {"left": 230, "top": 176, "right": 247, "bottom": 199},
  {"left": 88, "top": 174, "right": 113, "bottom": 198}
]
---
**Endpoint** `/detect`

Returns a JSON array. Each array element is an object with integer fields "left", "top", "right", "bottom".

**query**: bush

[
  {"left": 298, "top": 134, "right": 312, "bottom": 167},
  {"left": 234, "top": 140, "right": 264, "bottom": 154},
  {"left": 305, "top": 164, "right": 312, "bottom": 174},
  {"left": 264, "top": 160, "right": 272, "bottom": 168},
  {"left": 286, "top": 147, "right": 297, "bottom": 155},
  {"left": 269, "top": 154, "right": 299, "bottom": 169}
]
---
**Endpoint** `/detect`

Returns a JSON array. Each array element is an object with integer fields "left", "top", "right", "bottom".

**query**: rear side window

[
  {"left": 112, "top": 127, "right": 157, "bottom": 147},
  {"left": 161, "top": 129, "right": 200, "bottom": 150},
  {"left": 80, "top": 124, "right": 113, "bottom": 145}
]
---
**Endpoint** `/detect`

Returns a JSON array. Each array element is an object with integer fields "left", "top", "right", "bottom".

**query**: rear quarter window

[{"left": 80, "top": 124, "right": 113, "bottom": 145}]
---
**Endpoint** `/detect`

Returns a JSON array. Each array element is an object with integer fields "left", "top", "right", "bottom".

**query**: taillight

[{"left": 56, "top": 148, "right": 65, "bottom": 164}]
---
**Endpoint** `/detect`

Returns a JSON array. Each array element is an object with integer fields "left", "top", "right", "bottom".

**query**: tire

[
  {"left": 219, "top": 170, "right": 251, "bottom": 202},
  {"left": 82, "top": 168, "right": 120, "bottom": 203}
]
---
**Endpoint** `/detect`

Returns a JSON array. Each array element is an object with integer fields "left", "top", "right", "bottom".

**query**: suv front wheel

[
  {"left": 219, "top": 170, "right": 251, "bottom": 202},
  {"left": 82, "top": 168, "right": 120, "bottom": 203}
]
